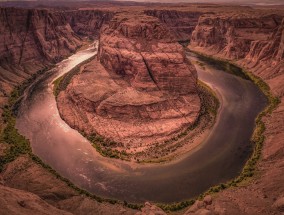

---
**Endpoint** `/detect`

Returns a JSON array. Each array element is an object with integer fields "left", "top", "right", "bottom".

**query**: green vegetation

[
  {"left": 53, "top": 54, "right": 97, "bottom": 97},
  {"left": 85, "top": 132, "right": 130, "bottom": 161},
  {"left": 184, "top": 49, "right": 280, "bottom": 203},
  {"left": 0, "top": 89, "right": 31, "bottom": 171},
  {"left": 157, "top": 199, "right": 195, "bottom": 211},
  {"left": 134, "top": 80, "right": 219, "bottom": 164},
  {"left": 0, "top": 58, "right": 142, "bottom": 210},
  {"left": 0, "top": 67, "right": 49, "bottom": 171}
]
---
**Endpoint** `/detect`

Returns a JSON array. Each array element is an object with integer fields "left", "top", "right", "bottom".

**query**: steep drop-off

[
  {"left": 58, "top": 12, "right": 200, "bottom": 148},
  {"left": 145, "top": 9, "right": 203, "bottom": 42},
  {"left": 188, "top": 12, "right": 284, "bottom": 215},
  {"left": 190, "top": 13, "right": 284, "bottom": 90},
  {"left": 0, "top": 8, "right": 80, "bottom": 96},
  {"left": 0, "top": 7, "right": 113, "bottom": 105},
  {"left": 64, "top": 10, "right": 113, "bottom": 38}
]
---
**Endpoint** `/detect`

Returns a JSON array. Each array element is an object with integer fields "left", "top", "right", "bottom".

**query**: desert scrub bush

[
  {"left": 0, "top": 56, "right": 142, "bottom": 210},
  {"left": 53, "top": 54, "right": 97, "bottom": 97},
  {"left": 158, "top": 199, "right": 195, "bottom": 212},
  {"left": 0, "top": 67, "right": 50, "bottom": 169},
  {"left": 187, "top": 48, "right": 280, "bottom": 201}
]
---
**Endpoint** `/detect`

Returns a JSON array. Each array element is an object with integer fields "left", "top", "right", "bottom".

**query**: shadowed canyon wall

[{"left": 0, "top": 8, "right": 113, "bottom": 102}]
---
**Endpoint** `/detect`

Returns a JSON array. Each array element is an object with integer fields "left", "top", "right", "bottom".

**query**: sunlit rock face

[
  {"left": 98, "top": 12, "right": 198, "bottom": 94},
  {"left": 58, "top": 13, "right": 200, "bottom": 146},
  {"left": 190, "top": 13, "right": 284, "bottom": 94}
]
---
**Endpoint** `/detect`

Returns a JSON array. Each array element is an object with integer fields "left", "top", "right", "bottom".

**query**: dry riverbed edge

[{"left": 0, "top": 47, "right": 279, "bottom": 213}]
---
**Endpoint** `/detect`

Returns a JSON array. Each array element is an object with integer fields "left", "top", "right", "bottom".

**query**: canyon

[
  {"left": 57, "top": 12, "right": 201, "bottom": 152},
  {"left": 0, "top": 2, "right": 284, "bottom": 215},
  {"left": 0, "top": 7, "right": 113, "bottom": 105}
]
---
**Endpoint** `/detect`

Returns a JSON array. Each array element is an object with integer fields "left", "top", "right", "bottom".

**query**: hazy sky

[{"left": 0, "top": 0, "right": 283, "bottom": 5}]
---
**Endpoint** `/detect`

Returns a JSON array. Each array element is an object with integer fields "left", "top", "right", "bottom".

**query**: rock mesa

[{"left": 58, "top": 13, "right": 200, "bottom": 147}]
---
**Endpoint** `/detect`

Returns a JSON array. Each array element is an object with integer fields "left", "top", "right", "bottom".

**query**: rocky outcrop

[
  {"left": 65, "top": 10, "right": 113, "bottom": 38},
  {"left": 0, "top": 184, "right": 71, "bottom": 215},
  {"left": 184, "top": 195, "right": 213, "bottom": 215},
  {"left": 98, "top": 12, "right": 198, "bottom": 94},
  {"left": 0, "top": 8, "right": 82, "bottom": 95},
  {"left": 0, "top": 7, "right": 113, "bottom": 104},
  {"left": 0, "top": 156, "right": 135, "bottom": 215},
  {"left": 189, "top": 12, "right": 284, "bottom": 215},
  {"left": 145, "top": 10, "right": 203, "bottom": 42},
  {"left": 190, "top": 12, "right": 284, "bottom": 97},
  {"left": 191, "top": 13, "right": 282, "bottom": 59},
  {"left": 190, "top": 12, "right": 284, "bottom": 93},
  {"left": 135, "top": 202, "right": 166, "bottom": 215},
  {"left": 58, "top": 12, "right": 200, "bottom": 147}
]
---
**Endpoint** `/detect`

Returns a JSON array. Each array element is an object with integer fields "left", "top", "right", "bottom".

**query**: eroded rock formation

[
  {"left": 0, "top": 8, "right": 80, "bottom": 96},
  {"left": 65, "top": 10, "right": 113, "bottom": 38},
  {"left": 190, "top": 13, "right": 284, "bottom": 94},
  {"left": 145, "top": 9, "right": 203, "bottom": 42},
  {"left": 0, "top": 7, "right": 113, "bottom": 104},
  {"left": 58, "top": 12, "right": 200, "bottom": 147},
  {"left": 189, "top": 11, "right": 284, "bottom": 215},
  {"left": 1, "top": 4, "right": 284, "bottom": 215}
]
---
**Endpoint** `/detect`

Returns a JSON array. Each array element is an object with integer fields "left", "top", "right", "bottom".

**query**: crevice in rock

[{"left": 141, "top": 54, "right": 161, "bottom": 91}]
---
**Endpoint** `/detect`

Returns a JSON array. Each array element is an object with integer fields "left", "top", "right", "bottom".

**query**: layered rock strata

[
  {"left": 0, "top": 8, "right": 80, "bottom": 96},
  {"left": 145, "top": 9, "right": 203, "bottom": 42},
  {"left": 0, "top": 7, "right": 113, "bottom": 106},
  {"left": 190, "top": 13, "right": 284, "bottom": 91},
  {"left": 58, "top": 13, "right": 200, "bottom": 147},
  {"left": 188, "top": 12, "right": 284, "bottom": 215}
]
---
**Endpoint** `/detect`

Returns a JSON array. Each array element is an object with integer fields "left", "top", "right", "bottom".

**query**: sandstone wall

[
  {"left": 0, "top": 7, "right": 113, "bottom": 101},
  {"left": 145, "top": 9, "right": 203, "bottom": 41},
  {"left": 188, "top": 12, "right": 284, "bottom": 215},
  {"left": 98, "top": 13, "right": 198, "bottom": 94},
  {"left": 190, "top": 13, "right": 284, "bottom": 94},
  {"left": 58, "top": 13, "right": 201, "bottom": 145}
]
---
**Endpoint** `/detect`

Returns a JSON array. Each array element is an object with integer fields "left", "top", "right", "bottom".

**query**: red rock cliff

[
  {"left": 58, "top": 13, "right": 200, "bottom": 146},
  {"left": 145, "top": 9, "right": 203, "bottom": 42},
  {"left": 188, "top": 12, "right": 284, "bottom": 215},
  {"left": 98, "top": 12, "right": 198, "bottom": 94},
  {"left": 0, "top": 7, "right": 112, "bottom": 103}
]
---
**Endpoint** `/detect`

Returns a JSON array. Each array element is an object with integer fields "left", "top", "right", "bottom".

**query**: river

[{"left": 15, "top": 42, "right": 267, "bottom": 203}]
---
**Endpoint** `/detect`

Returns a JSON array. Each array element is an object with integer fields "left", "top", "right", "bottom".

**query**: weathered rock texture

[
  {"left": 58, "top": 12, "right": 200, "bottom": 147},
  {"left": 0, "top": 156, "right": 135, "bottom": 215},
  {"left": 0, "top": 7, "right": 113, "bottom": 105},
  {"left": 190, "top": 13, "right": 284, "bottom": 93},
  {"left": 189, "top": 12, "right": 284, "bottom": 215},
  {"left": 145, "top": 9, "right": 203, "bottom": 42},
  {"left": 0, "top": 8, "right": 79, "bottom": 96},
  {"left": 0, "top": 184, "right": 71, "bottom": 215},
  {"left": 65, "top": 10, "right": 113, "bottom": 38},
  {"left": 1, "top": 4, "right": 284, "bottom": 215}
]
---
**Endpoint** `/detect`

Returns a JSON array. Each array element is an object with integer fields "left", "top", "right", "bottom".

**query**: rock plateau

[{"left": 57, "top": 12, "right": 200, "bottom": 147}]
